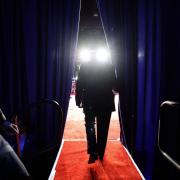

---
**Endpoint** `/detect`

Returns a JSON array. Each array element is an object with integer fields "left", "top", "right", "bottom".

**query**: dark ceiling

[
  {"left": 80, "top": 0, "right": 101, "bottom": 28},
  {"left": 80, "top": 0, "right": 98, "bottom": 17},
  {"left": 78, "top": 0, "right": 106, "bottom": 49}
]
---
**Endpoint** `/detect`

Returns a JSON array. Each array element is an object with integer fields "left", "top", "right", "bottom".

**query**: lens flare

[
  {"left": 79, "top": 49, "right": 91, "bottom": 62},
  {"left": 96, "top": 48, "right": 110, "bottom": 62}
]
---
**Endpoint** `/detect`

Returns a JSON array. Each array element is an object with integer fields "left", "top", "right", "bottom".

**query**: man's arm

[
  {"left": 75, "top": 65, "right": 85, "bottom": 107},
  {"left": 110, "top": 65, "right": 119, "bottom": 93},
  {"left": 75, "top": 79, "right": 83, "bottom": 107}
]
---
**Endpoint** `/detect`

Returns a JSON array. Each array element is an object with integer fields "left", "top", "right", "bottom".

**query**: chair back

[
  {"left": 158, "top": 101, "right": 180, "bottom": 171},
  {"left": 19, "top": 99, "right": 64, "bottom": 179}
]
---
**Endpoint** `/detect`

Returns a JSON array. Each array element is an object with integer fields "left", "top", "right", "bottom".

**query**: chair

[
  {"left": 15, "top": 99, "right": 64, "bottom": 179},
  {"left": 158, "top": 101, "right": 180, "bottom": 171}
]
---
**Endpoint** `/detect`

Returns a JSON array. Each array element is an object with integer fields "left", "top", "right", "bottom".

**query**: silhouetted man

[{"left": 76, "top": 59, "right": 117, "bottom": 163}]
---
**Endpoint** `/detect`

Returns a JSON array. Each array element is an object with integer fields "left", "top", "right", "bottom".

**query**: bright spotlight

[
  {"left": 96, "top": 48, "right": 110, "bottom": 62},
  {"left": 79, "top": 49, "right": 91, "bottom": 62}
]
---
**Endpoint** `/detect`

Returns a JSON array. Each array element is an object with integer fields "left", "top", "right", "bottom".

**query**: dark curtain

[
  {"left": 96, "top": 0, "right": 138, "bottom": 154},
  {"left": 0, "top": 0, "right": 80, "bottom": 130},
  {"left": 97, "top": 0, "right": 180, "bottom": 179}
]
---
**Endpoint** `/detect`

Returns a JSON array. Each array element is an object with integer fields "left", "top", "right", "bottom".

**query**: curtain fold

[
  {"left": 0, "top": 0, "right": 80, "bottom": 145},
  {"left": 97, "top": 0, "right": 138, "bottom": 155},
  {"left": 97, "top": 0, "right": 180, "bottom": 179}
]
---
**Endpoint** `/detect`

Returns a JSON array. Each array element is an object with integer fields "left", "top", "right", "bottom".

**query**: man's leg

[
  {"left": 84, "top": 108, "right": 97, "bottom": 163},
  {"left": 96, "top": 111, "right": 111, "bottom": 161}
]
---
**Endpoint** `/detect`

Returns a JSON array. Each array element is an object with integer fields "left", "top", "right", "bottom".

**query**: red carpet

[
  {"left": 53, "top": 141, "right": 143, "bottom": 180},
  {"left": 49, "top": 96, "right": 144, "bottom": 179},
  {"left": 63, "top": 119, "right": 120, "bottom": 140},
  {"left": 63, "top": 95, "right": 120, "bottom": 140}
]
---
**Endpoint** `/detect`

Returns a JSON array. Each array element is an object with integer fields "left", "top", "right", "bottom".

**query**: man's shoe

[
  {"left": 88, "top": 154, "right": 98, "bottom": 164},
  {"left": 99, "top": 155, "right": 104, "bottom": 161}
]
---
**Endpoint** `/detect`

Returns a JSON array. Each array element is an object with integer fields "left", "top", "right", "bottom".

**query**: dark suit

[{"left": 76, "top": 61, "right": 117, "bottom": 159}]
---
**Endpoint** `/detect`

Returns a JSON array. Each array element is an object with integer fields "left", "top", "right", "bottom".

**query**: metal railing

[
  {"left": 158, "top": 101, "right": 180, "bottom": 171},
  {"left": 15, "top": 99, "right": 64, "bottom": 157}
]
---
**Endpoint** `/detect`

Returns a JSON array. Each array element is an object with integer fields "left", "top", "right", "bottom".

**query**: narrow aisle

[
  {"left": 63, "top": 94, "right": 120, "bottom": 140},
  {"left": 50, "top": 95, "right": 144, "bottom": 179},
  {"left": 54, "top": 141, "right": 143, "bottom": 180}
]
